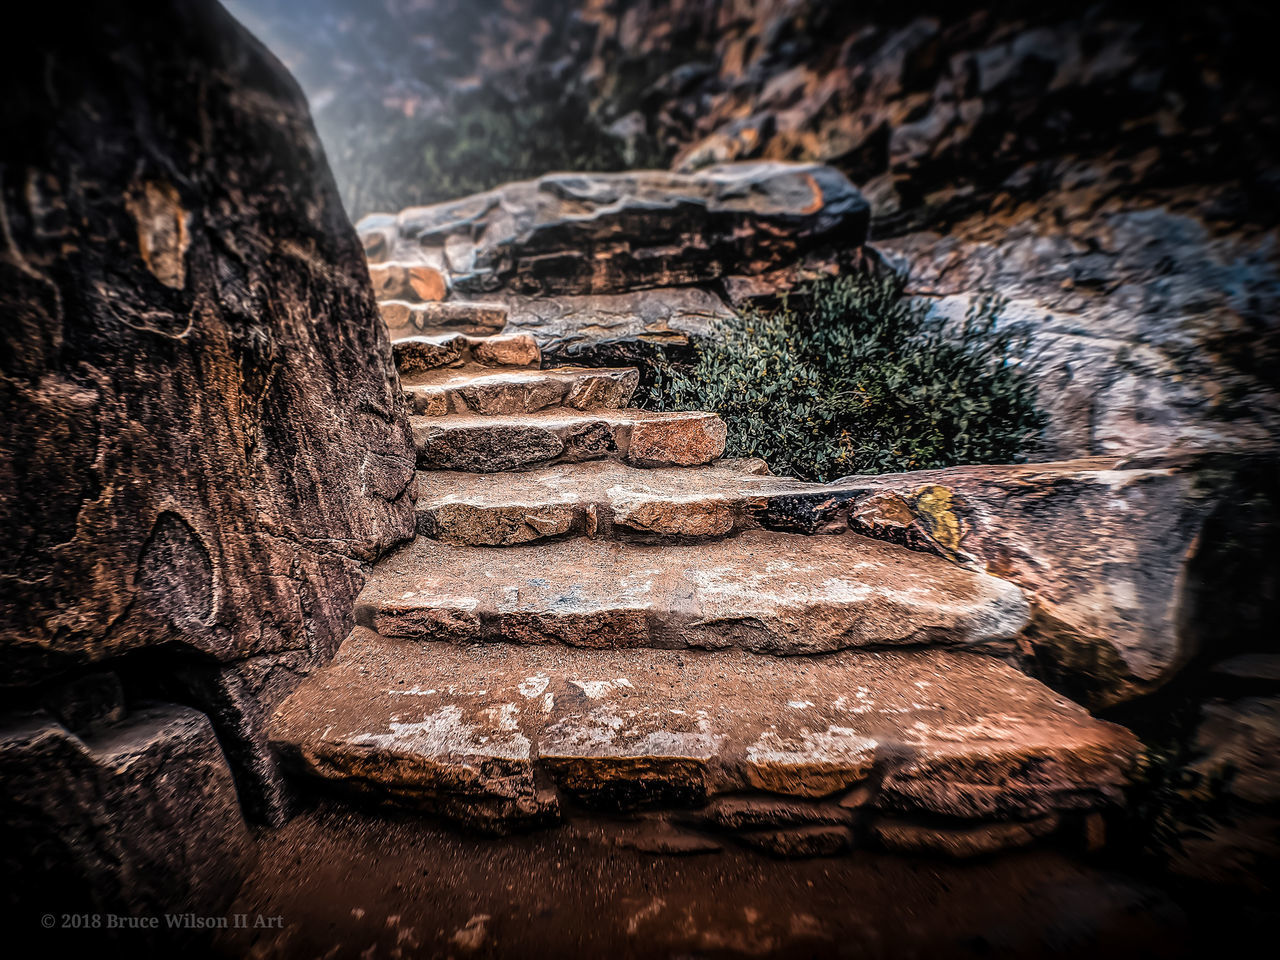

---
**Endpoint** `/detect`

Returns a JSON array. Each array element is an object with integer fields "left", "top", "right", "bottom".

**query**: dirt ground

[{"left": 192, "top": 801, "right": 1254, "bottom": 960}]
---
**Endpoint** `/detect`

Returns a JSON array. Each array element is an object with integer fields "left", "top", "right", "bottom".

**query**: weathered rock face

[
  {"left": 0, "top": 2, "right": 417, "bottom": 685},
  {"left": 360, "top": 163, "right": 869, "bottom": 296},
  {"left": 798, "top": 453, "right": 1278, "bottom": 706},
  {"left": 883, "top": 209, "right": 1280, "bottom": 458},
  {"left": 0, "top": 704, "right": 252, "bottom": 916}
]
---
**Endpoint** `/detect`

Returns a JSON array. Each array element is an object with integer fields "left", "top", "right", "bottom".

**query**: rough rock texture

[
  {"left": 802, "top": 453, "right": 1277, "bottom": 706},
  {"left": 0, "top": 1, "right": 416, "bottom": 686},
  {"left": 885, "top": 212, "right": 1279, "bottom": 457},
  {"left": 360, "top": 164, "right": 868, "bottom": 296},
  {"left": 413, "top": 409, "right": 728, "bottom": 472},
  {"left": 356, "top": 529, "right": 1029, "bottom": 654},
  {"left": 270, "top": 629, "right": 1138, "bottom": 833},
  {"left": 872, "top": 817, "right": 1060, "bottom": 859},
  {"left": 381, "top": 300, "right": 508, "bottom": 337},
  {"left": 402, "top": 366, "right": 639, "bottom": 417},
  {"left": 0, "top": 704, "right": 252, "bottom": 915},
  {"left": 504, "top": 288, "right": 733, "bottom": 367},
  {"left": 413, "top": 458, "right": 830, "bottom": 544},
  {"left": 394, "top": 333, "right": 540, "bottom": 373}
]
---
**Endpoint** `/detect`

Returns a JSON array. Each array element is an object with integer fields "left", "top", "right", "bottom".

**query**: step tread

[
  {"left": 412, "top": 408, "right": 728, "bottom": 472},
  {"left": 413, "top": 407, "right": 724, "bottom": 428},
  {"left": 357, "top": 528, "right": 1029, "bottom": 654},
  {"left": 414, "top": 459, "right": 828, "bottom": 543},
  {"left": 402, "top": 365, "right": 639, "bottom": 416},
  {"left": 394, "top": 333, "right": 540, "bottom": 372},
  {"left": 380, "top": 299, "right": 508, "bottom": 336},
  {"left": 271, "top": 628, "right": 1139, "bottom": 821}
]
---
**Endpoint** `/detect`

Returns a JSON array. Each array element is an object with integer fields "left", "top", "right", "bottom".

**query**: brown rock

[
  {"left": 0, "top": 705, "right": 252, "bottom": 915},
  {"left": 413, "top": 459, "right": 832, "bottom": 545},
  {"left": 471, "top": 334, "right": 541, "bottom": 368},
  {"left": 369, "top": 261, "right": 447, "bottom": 301},
  {"left": 401, "top": 365, "right": 638, "bottom": 417},
  {"left": 393, "top": 331, "right": 546, "bottom": 375},
  {"left": 412, "top": 409, "right": 727, "bottom": 472},
  {"left": 829, "top": 454, "right": 1275, "bottom": 705},
  {"left": 686, "top": 796, "right": 852, "bottom": 831},
  {"left": 272, "top": 631, "right": 1138, "bottom": 830},
  {"left": 0, "top": 0, "right": 416, "bottom": 685},
  {"left": 871, "top": 816, "right": 1061, "bottom": 858},
  {"left": 380, "top": 300, "right": 508, "bottom": 337},
  {"left": 356, "top": 528, "right": 1030, "bottom": 654},
  {"left": 502, "top": 287, "right": 735, "bottom": 367}
]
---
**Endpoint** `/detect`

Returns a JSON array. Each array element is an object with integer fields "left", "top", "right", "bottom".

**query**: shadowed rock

[
  {"left": 394, "top": 333, "right": 540, "bottom": 373},
  {"left": 0, "top": 0, "right": 416, "bottom": 684},
  {"left": 0, "top": 704, "right": 252, "bottom": 915}
]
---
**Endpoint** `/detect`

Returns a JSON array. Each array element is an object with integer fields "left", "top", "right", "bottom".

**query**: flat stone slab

[
  {"left": 502, "top": 287, "right": 735, "bottom": 366},
  {"left": 412, "top": 409, "right": 727, "bottom": 472},
  {"left": 401, "top": 366, "right": 638, "bottom": 417},
  {"left": 380, "top": 300, "right": 507, "bottom": 337},
  {"left": 358, "top": 163, "right": 869, "bottom": 296},
  {"left": 270, "top": 629, "right": 1139, "bottom": 828},
  {"left": 368, "top": 262, "right": 447, "bottom": 302},
  {"left": 414, "top": 459, "right": 833, "bottom": 544},
  {"left": 394, "top": 333, "right": 540, "bottom": 373},
  {"left": 356, "top": 528, "right": 1030, "bottom": 655}
]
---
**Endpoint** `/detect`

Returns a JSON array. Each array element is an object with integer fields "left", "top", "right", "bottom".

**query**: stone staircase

[{"left": 269, "top": 296, "right": 1143, "bottom": 859}]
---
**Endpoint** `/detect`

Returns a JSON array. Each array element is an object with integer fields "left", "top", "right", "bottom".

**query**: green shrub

[{"left": 647, "top": 273, "right": 1044, "bottom": 481}]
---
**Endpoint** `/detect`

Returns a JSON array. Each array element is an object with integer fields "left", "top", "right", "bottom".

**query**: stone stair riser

[{"left": 414, "top": 415, "right": 728, "bottom": 472}]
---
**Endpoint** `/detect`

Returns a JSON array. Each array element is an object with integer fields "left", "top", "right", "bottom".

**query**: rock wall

[
  {"left": 1, "top": 1, "right": 416, "bottom": 685},
  {"left": 1, "top": 0, "right": 416, "bottom": 914}
]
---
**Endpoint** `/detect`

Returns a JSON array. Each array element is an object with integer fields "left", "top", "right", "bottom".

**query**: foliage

[{"left": 647, "top": 273, "right": 1045, "bottom": 481}]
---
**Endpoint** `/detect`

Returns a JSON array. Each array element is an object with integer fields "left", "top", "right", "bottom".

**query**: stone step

[
  {"left": 402, "top": 366, "right": 639, "bottom": 417},
  {"left": 356, "top": 528, "right": 1030, "bottom": 654},
  {"left": 270, "top": 629, "right": 1140, "bottom": 848},
  {"left": 394, "top": 333, "right": 540, "bottom": 373},
  {"left": 368, "top": 261, "right": 447, "bottom": 302},
  {"left": 412, "top": 408, "right": 728, "bottom": 472},
  {"left": 380, "top": 300, "right": 507, "bottom": 337},
  {"left": 414, "top": 459, "right": 832, "bottom": 544}
]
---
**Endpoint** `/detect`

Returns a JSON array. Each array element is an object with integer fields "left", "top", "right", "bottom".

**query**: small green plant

[{"left": 648, "top": 272, "right": 1044, "bottom": 481}]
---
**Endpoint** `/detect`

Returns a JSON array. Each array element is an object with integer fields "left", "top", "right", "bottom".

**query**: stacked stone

[{"left": 269, "top": 165, "right": 1142, "bottom": 858}]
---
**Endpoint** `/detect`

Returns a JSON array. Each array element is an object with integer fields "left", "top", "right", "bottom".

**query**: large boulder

[
  {"left": 358, "top": 163, "right": 868, "bottom": 296},
  {"left": 766, "top": 452, "right": 1279, "bottom": 706},
  {"left": 0, "top": 703, "right": 252, "bottom": 918},
  {"left": 0, "top": 1, "right": 417, "bottom": 688}
]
